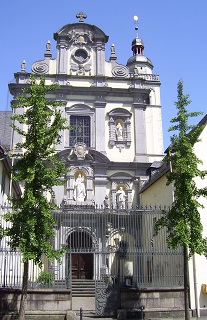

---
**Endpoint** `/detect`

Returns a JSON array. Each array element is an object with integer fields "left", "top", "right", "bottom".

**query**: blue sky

[{"left": 1, "top": 0, "right": 207, "bottom": 149}]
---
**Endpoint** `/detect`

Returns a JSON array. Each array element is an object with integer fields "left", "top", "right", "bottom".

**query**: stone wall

[
  {"left": 0, "top": 286, "right": 185, "bottom": 319},
  {"left": 0, "top": 288, "right": 72, "bottom": 320},
  {"left": 120, "top": 286, "right": 185, "bottom": 319}
]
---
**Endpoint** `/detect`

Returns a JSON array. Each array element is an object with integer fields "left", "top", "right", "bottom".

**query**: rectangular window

[{"left": 69, "top": 116, "right": 90, "bottom": 147}]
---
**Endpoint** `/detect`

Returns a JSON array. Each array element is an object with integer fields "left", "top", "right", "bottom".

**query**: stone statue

[
  {"left": 73, "top": 174, "right": 86, "bottom": 202},
  {"left": 116, "top": 122, "right": 123, "bottom": 141},
  {"left": 116, "top": 187, "right": 126, "bottom": 209},
  {"left": 111, "top": 44, "right": 115, "bottom": 54},
  {"left": 104, "top": 195, "right": 110, "bottom": 208},
  {"left": 21, "top": 60, "right": 26, "bottom": 72},
  {"left": 46, "top": 40, "right": 51, "bottom": 51}
]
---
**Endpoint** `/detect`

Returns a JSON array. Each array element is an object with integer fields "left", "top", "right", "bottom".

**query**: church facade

[
  {"left": 10, "top": 12, "right": 164, "bottom": 210},
  {"left": 1, "top": 13, "right": 185, "bottom": 317}
]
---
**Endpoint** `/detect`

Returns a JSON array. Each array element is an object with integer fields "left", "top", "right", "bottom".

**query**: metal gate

[{"left": 0, "top": 205, "right": 184, "bottom": 316}]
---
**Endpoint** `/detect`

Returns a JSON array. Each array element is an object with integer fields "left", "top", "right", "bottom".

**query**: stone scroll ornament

[
  {"left": 112, "top": 65, "right": 129, "bottom": 78},
  {"left": 32, "top": 62, "right": 49, "bottom": 74}
]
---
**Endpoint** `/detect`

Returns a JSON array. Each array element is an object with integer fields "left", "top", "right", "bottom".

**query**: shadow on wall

[
  {"left": 0, "top": 289, "right": 19, "bottom": 318},
  {"left": 96, "top": 249, "right": 142, "bottom": 317}
]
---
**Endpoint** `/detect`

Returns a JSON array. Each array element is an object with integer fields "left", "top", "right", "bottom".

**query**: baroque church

[
  {"left": 10, "top": 11, "right": 164, "bottom": 207},
  {"left": 1, "top": 12, "right": 185, "bottom": 317}
]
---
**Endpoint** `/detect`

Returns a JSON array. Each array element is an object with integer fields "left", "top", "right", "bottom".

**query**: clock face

[{"left": 74, "top": 49, "right": 88, "bottom": 62}]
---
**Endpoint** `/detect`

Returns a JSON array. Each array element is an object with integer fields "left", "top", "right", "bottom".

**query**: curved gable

[{"left": 54, "top": 23, "right": 109, "bottom": 43}]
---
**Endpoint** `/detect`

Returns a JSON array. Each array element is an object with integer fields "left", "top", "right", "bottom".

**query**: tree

[
  {"left": 155, "top": 80, "right": 207, "bottom": 320},
  {"left": 4, "top": 76, "right": 68, "bottom": 320}
]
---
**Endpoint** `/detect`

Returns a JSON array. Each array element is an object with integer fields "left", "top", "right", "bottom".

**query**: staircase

[
  {"left": 72, "top": 280, "right": 96, "bottom": 317},
  {"left": 72, "top": 279, "right": 95, "bottom": 297}
]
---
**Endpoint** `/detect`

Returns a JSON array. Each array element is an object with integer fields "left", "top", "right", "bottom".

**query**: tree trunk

[
  {"left": 184, "top": 246, "right": 190, "bottom": 320},
  {"left": 18, "top": 260, "right": 29, "bottom": 320}
]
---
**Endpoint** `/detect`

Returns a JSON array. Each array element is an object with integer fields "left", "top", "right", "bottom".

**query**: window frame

[
  {"left": 69, "top": 115, "right": 91, "bottom": 147},
  {"left": 66, "top": 104, "right": 95, "bottom": 148}
]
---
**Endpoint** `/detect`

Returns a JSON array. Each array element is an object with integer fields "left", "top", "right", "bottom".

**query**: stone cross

[{"left": 76, "top": 11, "right": 87, "bottom": 23}]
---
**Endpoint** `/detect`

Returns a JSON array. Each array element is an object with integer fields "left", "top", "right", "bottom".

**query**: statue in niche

[
  {"left": 116, "top": 122, "right": 123, "bottom": 141},
  {"left": 116, "top": 187, "right": 126, "bottom": 209},
  {"left": 73, "top": 174, "right": 86, "bottom": 202}
]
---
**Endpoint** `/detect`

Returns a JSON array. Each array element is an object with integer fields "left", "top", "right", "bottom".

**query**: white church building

[{"left": 3, "top": 12, "right": 204, "bottom": 318}]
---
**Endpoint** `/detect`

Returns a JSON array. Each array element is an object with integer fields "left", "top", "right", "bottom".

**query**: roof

[
  {"left": 140, "top": 160, "right": 170, "bottom": 193},
  {"left": 54, "top": 22, "right": 109, "bottom": 43}
]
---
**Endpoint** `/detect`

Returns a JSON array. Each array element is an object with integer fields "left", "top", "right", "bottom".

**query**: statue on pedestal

[
  {"left": 116, "top": 187, "right": 126, "bottom": 209},
  {"left": 116, "top": 122, "right": 123, "bottom": 141},
  {"left": 73, "top": 174, "right": 86, "bottom": 202}
]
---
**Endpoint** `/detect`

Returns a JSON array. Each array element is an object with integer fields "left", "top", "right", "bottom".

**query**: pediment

[
  {"left": 66, "top": 104, "right": 94, "bottom": 114},
  {"left": 108, "top": 108, "right": 132, "bottom": 118}
]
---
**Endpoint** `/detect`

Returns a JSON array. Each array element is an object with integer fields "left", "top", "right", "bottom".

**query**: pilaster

[
  {"left": 94, "top": 98, "right": 106, "bottom": 153},
  {"left": 133, "top": 103, "right": 148, "bottom": 162},
  {"left": 56, "top": 39, "right": 68, "bottom": 74}
]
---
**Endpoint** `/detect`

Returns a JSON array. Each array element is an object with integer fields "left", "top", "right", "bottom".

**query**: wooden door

[{"left": 72, "top": 253, "right": 93, "bottom": 279}]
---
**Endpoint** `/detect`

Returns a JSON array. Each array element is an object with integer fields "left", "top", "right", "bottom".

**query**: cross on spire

[{"left": 76, "top": 11, "right": 87, "bottom": 23}]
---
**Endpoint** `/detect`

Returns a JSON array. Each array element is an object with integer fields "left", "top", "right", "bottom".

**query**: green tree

[
  {"left": 155, "top": 80, "right": 207, "bottom": 320},
  {"left": 4, "top": 76, "right": 68, "bottom": 320}
]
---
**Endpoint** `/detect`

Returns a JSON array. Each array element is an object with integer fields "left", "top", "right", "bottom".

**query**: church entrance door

[
  {"left": 71, "top": 253, "right": 93, "bottom": 279},
  {"left": 68, "top": 230, "right": 94, "bottom": 280}
]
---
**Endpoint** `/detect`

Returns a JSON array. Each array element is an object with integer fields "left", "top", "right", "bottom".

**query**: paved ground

[
  {"left": 77, "top": 316, "right": 207, "bottom": 320},
  {"left": 80, "top": 317, "right": 207, "bottom": 320},
  {"left": 72, "top": 296, "right": 95, "bottom": 312},
  {"left": 78, "top": 317, "right": 207, "bottom": 320}
]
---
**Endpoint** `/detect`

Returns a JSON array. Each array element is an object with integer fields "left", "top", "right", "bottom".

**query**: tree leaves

[
  {"left": 155, "top": 80, "right": 206, "bottom": 257},
  {"left": 6, "top": 75, "right": 68, "bottom": 266}
]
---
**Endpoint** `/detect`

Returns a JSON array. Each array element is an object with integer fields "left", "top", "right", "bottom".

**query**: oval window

[{"left": 75, "top": 49, "right": 88, "bottom": 62}]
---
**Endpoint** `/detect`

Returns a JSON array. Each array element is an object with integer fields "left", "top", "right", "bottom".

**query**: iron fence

[{"left": 0, "top": 205, "right": 184, "bottom": 289}]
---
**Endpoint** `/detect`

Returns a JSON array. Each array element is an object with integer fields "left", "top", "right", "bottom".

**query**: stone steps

[{"left": 72, "top": 279, "right": 95, "bottom": 297}]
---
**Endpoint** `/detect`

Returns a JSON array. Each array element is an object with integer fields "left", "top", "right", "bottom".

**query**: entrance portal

[
  {"left": 68, "top": 230, "right": 93, "bottom": 279},
  {"left": 71, "top": 253, "right": 93, "bottom": 279}
]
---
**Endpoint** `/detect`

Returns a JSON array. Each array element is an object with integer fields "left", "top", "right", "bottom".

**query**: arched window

[{"left": 68, "top": 231, "right": 92, "bottom": 251}]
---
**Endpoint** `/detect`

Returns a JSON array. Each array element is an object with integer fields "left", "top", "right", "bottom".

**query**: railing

[
  {"left": 129, "top": 73, "right": 160, "bottom": 81},
  {"left": 0, "top": 205, "right": 183, "bottom": 289}
]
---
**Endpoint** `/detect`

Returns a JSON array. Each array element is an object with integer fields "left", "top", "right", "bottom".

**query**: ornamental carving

[
  {"left": 73, "top": 142, "right": 88, "bottom": 160},
  {"left": 95, "top": 281, "right": 118, "bottom": 316},
  {"left": 32, "top": 62, "right": 49, "bottom": 74},
  {"left": 68, "top": 30, "right": 94, "bottom": 44},
  {"left": 112, "top": 65, "right": 129, "bottom": 78},
  {"left": 70, "top": 63, "right": 91, "bottom": 75}
]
